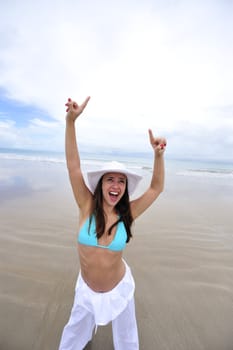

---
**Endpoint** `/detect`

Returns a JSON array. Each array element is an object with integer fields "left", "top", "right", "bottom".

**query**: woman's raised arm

[
  {"left": 130, "top": 129, "right": 166, "bottom": 219},
  {"left": 65, "top": 97, "right": 92, "bottom": 210}
]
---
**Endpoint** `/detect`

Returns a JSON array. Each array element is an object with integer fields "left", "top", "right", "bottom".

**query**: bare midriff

[{"left": 78, "top": 244, "right": 126, "bottom": 292}]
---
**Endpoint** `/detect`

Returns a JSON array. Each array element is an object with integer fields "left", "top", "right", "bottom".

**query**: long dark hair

[{"left": 90, "top": 175, "right": 133, "bottom": 243}]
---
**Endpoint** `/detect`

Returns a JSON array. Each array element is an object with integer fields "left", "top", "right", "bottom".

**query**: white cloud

[
  {"left": 0, "top": 118, "right": 64, "bottom": 150},
  {"left": 0, "top": 0, "right": 233, "bottom": 160},
  {"left": 0, "top": 119, "right": 15, "bottom": 129},
  {"left": 29, "top": 118, "right": 63, "bottom": 129}
]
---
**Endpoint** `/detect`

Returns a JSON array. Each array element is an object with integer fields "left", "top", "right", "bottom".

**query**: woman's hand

[
  {"left": 148, "top": 129, "right": 167, "bottom": 156},
  {"left": 65, "top": 96, "right": 90, "bottom": 122}
]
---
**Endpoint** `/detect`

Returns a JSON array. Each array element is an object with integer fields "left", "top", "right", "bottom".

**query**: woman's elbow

[
  {"left": 151, "top": 181, "right": 164, "bottom": 195},
  {"left": 149, "top": 185, "right": 164, "bottom": 200},
  {"left": 157, "top": 186, "right": 164, "bottom": 197}
]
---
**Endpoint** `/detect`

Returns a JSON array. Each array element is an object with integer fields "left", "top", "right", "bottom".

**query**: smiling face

[{"left": 101, "top": 172, "right": 127, "bottom": 207}]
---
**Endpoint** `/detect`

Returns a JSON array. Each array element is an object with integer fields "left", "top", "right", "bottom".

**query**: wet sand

[{"left": 0, "top": 159, "right": 233, "bottom": 350}]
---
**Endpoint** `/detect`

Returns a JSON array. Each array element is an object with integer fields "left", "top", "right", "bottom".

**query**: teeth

[{"left": 109, "top": 191, "right": 118, "bottom": 196}]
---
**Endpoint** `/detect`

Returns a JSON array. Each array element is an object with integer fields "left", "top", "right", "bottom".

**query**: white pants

[{"left": 59, "top": 262, "right": 139, "bottom": 350}]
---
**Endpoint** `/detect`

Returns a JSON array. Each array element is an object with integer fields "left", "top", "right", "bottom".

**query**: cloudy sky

[{"left": 0, "top": 0, "right": 232, "bottom": 161}]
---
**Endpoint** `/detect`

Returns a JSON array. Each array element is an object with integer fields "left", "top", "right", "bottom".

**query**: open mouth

[{"left": 109, "top": 191, "right": 119, "bottom": 200}]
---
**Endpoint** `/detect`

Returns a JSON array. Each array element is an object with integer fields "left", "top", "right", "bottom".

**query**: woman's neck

[{"left": 103, "top": 203, "right": 117, "bottom": 217}]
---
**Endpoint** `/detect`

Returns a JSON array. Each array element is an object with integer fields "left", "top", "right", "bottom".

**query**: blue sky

[
  {"left": 0, "top": 89, "right": 50, "bottom": 127},
  {"left": 0, "top": 0, "right": 233, "bottom": 161}
]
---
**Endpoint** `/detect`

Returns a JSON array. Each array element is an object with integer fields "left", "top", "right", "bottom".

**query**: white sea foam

[
  {"left": 0, "top": 151, "right": 65, "bottom": 164},
  {"left": 177, "top": 168, "right": 233, "bottom": 178}
]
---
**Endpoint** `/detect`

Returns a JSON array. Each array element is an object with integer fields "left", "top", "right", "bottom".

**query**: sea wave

[
  {"left": 177, "top": 168, "right": 233, "bottom": 178},
  {"left": 0, "top": 152, "right": 65, "bottom": 164}
]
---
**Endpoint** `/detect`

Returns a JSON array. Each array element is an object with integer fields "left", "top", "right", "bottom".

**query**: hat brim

[{"left": 87, "top": 167, "right": 142, "bottom": 195}]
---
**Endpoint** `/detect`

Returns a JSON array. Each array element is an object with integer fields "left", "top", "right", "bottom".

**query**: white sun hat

[{"left": 87, "top": 161, "right": 142, "bottom": 195}]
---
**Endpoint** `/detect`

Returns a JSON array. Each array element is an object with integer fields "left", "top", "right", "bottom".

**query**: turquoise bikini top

[{"left": 78, "top": 216, "right": 127, "bottom": 251}]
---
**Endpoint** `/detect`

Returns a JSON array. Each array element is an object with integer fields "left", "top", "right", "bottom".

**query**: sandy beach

[{"left": 1, "top": 157, "right": 233, "bottom": 350}]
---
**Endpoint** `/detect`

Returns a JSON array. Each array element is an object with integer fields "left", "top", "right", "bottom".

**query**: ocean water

[{"left": 0, "top": 147, "right": 232, "bottom": 178}]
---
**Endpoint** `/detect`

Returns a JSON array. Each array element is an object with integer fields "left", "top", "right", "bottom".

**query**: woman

[{"left": 59, "top": 96, "right": 166, "bottom": 350}]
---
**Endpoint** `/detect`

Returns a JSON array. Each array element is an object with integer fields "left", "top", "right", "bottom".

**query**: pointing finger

[
  {"left": 148, "top": 129, "right": 154, "bottom": 143},
  {"left": 80, "top": 96, "right": 91, "bottom": 110}
]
